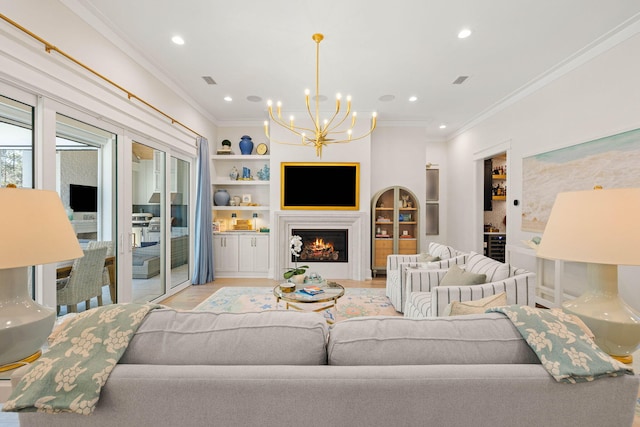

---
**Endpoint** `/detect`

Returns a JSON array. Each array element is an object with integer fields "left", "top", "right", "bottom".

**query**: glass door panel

[
  {"left": 55, "top": 114, "right": 117, "bottom": 315},
  {"left": 132, "top": 141, "right": 166, "bottom": 302},
  {"left": 0, "top": 94, "right": 34, "bottom": 297},
  {"left": 170, "top": 156, "right": 190, "bottom": 289}
]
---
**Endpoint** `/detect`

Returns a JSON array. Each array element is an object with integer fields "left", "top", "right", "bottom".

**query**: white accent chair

[
  {"left": 403, "top": 252, "right": 536, "bottom": 318},
  {"left": 385, "top": 242, "right": 467, "bottom": 312}
]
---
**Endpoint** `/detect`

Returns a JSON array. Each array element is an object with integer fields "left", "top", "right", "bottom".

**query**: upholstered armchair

[
  {"left": 403, "top": 252, "right": 536, "bottom": 318},
  {"left": 385, "top": 242, "right": 467, "bottom": 312}
]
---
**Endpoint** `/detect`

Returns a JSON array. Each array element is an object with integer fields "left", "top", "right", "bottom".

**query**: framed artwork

[
  {"left": 242, "top": 194, "right": 252, "bottom": 203},
  {"left": 522, "top": 127, "right": 640, "bottom": 232}
]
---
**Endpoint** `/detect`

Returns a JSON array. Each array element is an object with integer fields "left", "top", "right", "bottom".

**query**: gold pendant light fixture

[{"left": 264, "top": 33, "right": 377, "bottom": 158}]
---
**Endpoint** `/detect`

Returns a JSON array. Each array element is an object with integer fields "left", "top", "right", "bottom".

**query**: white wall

[
  {"left": 446, "top": 31, "right": 640, "bottom": 310},
  {"left": 371, "top": 126, "right": 448, "bottom": 252},
  {"left": 1, "top": 1, "right": 217, "bottom": 149}
]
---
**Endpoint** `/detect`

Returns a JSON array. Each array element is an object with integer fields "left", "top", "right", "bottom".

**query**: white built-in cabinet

[{"left": 213, "top": 232, "right": 269, "bottom": 277}]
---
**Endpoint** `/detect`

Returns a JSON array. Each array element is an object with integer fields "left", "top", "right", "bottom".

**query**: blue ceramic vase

[
  {"left": 214, "top": 189, "right": 230, "bottom": 206},
  {"left": 239, "top": 135, "right": 254, "bottom": 155}
]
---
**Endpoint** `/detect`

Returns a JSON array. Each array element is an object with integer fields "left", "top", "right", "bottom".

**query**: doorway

[{"left": 483, "top": 152, "right": 507, "bottom": 262}]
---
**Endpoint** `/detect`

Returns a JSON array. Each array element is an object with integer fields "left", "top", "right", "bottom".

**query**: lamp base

[
  {"left": 0, "top": 349, "right": 42, "bottom": 373},
  {"left": 562, "top": 263, "right": 640, "bottom": 359},
  {"left": 0, "top": 267, "right": 55, "bottom": 367},
  {"left": 609, "top": 354, "right": 633, "bottom": 364}
]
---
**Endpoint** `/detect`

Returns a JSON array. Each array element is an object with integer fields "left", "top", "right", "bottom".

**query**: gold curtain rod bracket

[{"left": 0, "top": 13, "right": 203, "bottom": 139}]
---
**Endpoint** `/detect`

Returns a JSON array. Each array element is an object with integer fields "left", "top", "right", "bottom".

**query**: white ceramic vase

[{"left": 291, "top": 273, "right": 306, "bottom": 285}]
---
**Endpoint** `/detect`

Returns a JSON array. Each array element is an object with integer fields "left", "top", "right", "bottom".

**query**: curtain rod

[{"left": 0, "top": 13, "right": 203, "bottom": 138}]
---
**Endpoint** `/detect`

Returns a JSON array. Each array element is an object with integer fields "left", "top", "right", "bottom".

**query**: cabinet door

[
  {"left": 252, "top": 234, "right": 269, "bottom": 273},
  {"left": 238, "top": 234, "right": 269, "bottom": 273},
  {"left": 213, "top": 234, "right": 239, "bottom": 272}
]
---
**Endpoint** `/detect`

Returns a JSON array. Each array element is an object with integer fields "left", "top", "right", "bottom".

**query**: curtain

[{"left": 192, "top": 136, "right": 214, "bottom": 284}]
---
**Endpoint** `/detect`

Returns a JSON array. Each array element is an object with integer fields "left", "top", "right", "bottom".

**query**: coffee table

[{"left": 273, "top": 281, "right": 345, "bottom": 323}]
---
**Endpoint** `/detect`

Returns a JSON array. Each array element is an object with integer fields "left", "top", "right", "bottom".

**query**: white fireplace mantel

[{"left": 273, "top": 211, "right": 370, "bottom": 281}]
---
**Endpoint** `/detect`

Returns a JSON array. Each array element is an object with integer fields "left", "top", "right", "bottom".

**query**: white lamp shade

[
  {"left": 536, "top": 188, "right": 640, "bottom": 266},
  {"left": 0, "top": 188, "right": 83, "bottom": 268}
]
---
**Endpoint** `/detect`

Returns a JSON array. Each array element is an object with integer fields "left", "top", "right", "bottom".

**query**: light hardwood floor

[{"left": 160, "top": 277, "right": 387, "bottom": 310}]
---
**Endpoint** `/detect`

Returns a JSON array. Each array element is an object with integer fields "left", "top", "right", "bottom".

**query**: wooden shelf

[
  {"left": 492, "top": 174, "right": 506, "bottom": 180},
  {"left": 492, "top": 196, "right": 506, "bottom": 201}
]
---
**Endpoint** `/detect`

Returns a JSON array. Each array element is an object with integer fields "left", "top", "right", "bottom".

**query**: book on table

[{"left": 301, "top": 286, "right": 324, "bottom": 295}]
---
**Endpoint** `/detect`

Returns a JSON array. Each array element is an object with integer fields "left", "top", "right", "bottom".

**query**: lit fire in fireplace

[{"left": 300, "top": 237, "right": 340, "bottom": 261}]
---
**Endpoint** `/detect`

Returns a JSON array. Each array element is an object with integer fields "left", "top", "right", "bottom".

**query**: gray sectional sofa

[
  {"left": 132, "top": 234, "right": 188, "bottom": 279},
  {"left": 11, "top": 309, "right": 639, "bottom": 427}
]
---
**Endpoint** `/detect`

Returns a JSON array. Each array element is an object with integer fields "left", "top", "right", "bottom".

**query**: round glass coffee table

[{"left": 273, "top": 281, "right": 345, "bottom": 323}]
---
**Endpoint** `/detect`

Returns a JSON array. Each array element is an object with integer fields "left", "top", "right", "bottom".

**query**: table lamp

[
  {"left": 536, "top": 187, "right": 640, "bottom": 363},
  {"left": 0, "top": 187, "right": 83, "bottom": 370}
]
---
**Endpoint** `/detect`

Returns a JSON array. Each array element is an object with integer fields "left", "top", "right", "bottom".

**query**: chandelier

[{"left": 264, "top": 33, "right": 377, "bottom": 158}]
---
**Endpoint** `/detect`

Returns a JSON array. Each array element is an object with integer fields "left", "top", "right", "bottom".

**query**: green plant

[{"left": 283, "top": 235, "right": 308, "bottom": 279}]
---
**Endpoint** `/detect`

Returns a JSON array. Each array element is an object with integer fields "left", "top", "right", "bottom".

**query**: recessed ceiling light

[
  {"left": 379, "top": 95, "right": 395, "bottom": 102},
  {"left": 458, "top": 28, "right": 472, "bottom": 39},
  {"left": 246, "top": 95, "right": 262, "bottom": 102},
  {"left": 224, "top": 96, "right": 232, "bottom": 102},
  {"left": 439, "top": 124, "right": 447, "bottom": 129},
  {"left": 171, "top": 35, "right": 185, "bottom": 45},
  {"left": 409, "top": 96, "right": 418, "bottom": 102}
]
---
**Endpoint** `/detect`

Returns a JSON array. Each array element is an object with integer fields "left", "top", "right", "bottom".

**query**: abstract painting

[{"left": 522, "top": 128, "right": 640, "bottom": 232}]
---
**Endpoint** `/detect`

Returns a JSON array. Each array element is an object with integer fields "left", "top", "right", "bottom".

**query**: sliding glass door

[
  {"left": 131, "top": 143, "right": 192, "bottom": 300},
  {"left": 170, "top": 156, "right": 189, "bottom": 289},
  {"left": 132, "top": 141, "right": 166, "bottom": 302},
  {"left": 55, "top": 114, "right": 117, "bottom": 314}
]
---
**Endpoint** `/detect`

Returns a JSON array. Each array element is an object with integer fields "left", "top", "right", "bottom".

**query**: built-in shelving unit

[{"left": 371, "top": 186, "right": 420, "bottom": 277}]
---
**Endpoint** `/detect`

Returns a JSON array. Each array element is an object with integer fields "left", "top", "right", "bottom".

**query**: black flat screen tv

[
  {"left": 281, "top": 162, "right": 359, "bottom": 210},
  {"left": 70, "top": 184, "right": 98, "bottom": 212}
]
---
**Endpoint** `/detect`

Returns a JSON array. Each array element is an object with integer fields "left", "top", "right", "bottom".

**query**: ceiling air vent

[
  {"left": 202, "top": 76, "right": 217, "bottom": 85},
  {"left": 452, "top": 76, "right": 469, "bottom": 85}
]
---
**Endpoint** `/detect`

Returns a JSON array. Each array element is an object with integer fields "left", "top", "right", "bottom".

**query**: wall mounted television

[
  {"left": 281, "top": 162, "right": 359, "bottom": 210},
  {"left": 69, "top": 184, "right": 98, "bottom": 212}
]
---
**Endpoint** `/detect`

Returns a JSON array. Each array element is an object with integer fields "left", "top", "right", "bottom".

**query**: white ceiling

[{"left": 67, "top": 0, "right": 640, "bottom": 138}]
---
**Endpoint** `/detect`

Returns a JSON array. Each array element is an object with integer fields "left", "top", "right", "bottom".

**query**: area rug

[{"left": 193, "top": 287, "right": 401, "bottom": 322}]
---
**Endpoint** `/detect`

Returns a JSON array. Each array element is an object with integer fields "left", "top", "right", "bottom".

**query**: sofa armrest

[
  {"left": 405, "top": 268, "right": 449, "bottom": 295},
  {"left": 386, "top": 254, "right": 420, "bottom": 272},
  {"left": 430, "top": 272, "right": 537, "bottom": 316}
]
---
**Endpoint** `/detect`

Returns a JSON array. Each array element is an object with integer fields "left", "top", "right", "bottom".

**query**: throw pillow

[
  {"left": 417, "top": 253, "right": 440, "bottom": 263},
  {"left": 440, "top": 264, "right": 486, "bottom": 286},
  {"left": 445, "top": 292, "right": 508, "bottom": 316},
  {"left": 464, "top": 252, "right": 510, "bottom": 282}
]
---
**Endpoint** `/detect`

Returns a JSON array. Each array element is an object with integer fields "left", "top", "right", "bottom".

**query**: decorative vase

[
  {"left": 239, "top": 135, "right": 254, "bottom": 155},
  {"left": 213, "top": 189, "right": 230, "bottom": 206},
  {"left": 291, "top": 273, "right": 306, "bottom": 285}
]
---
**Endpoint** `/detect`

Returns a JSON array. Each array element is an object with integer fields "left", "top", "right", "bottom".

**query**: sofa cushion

[
  {"left": 443, "top": 292, "right": 507, "bottom": 316},
  {"left": 439, "top": 264, "right": 486, "bottom": 286},
  {"left": 328, "top": 313, "right": 539, "bottom": 365},
  {"left": 121, "top": 309, "right": 329, "bottom": 365},
  {"left": 465, "top": 251, "right": 510, "bottom": 281}
]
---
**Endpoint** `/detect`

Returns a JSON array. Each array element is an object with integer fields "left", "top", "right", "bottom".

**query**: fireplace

[
  {"left": 274, "top": 211, "right": 369, "bottom": 281},
  {"left": 292, "top": 229, "right": 348, "bottom": 263}
]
